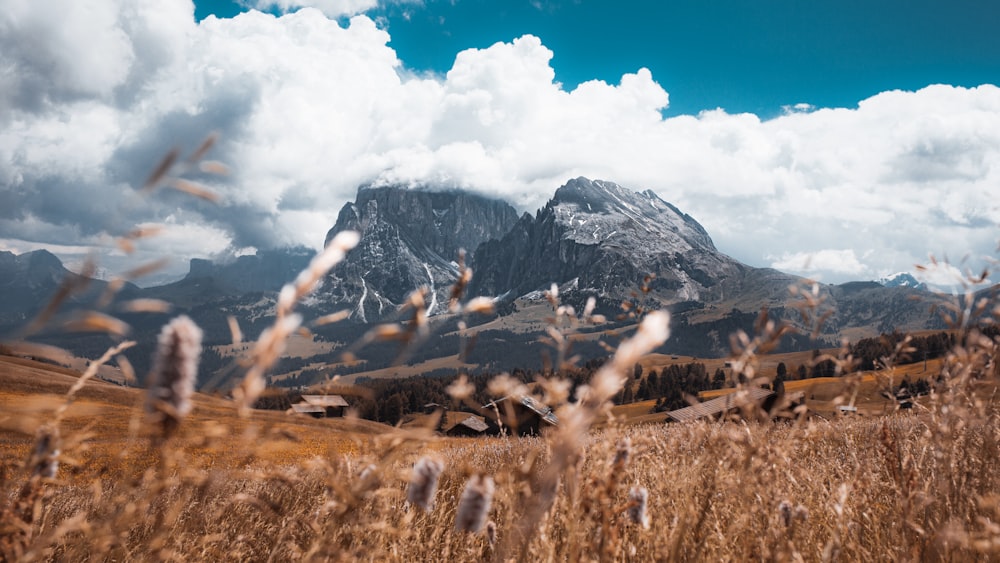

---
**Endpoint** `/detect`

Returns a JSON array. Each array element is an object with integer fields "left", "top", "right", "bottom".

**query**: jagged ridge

[
  {"left": 470, "top": 177, "right": 743, "bottom": 301},
  {"left": 320, "top": 186, "right": 519, "bottom": 321}
]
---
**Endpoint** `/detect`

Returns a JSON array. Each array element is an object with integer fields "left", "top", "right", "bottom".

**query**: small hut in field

[
  {"left": 293, "top": 394, "right": 349, "bottom": 418},
  {"left": 480, "top": 395, "right": 558, "bottom": 436},
  {"left": 291, "top": 403, "right": 327, "bottom": 417},
  {"left": 445, "top": 414, "right": 490, "bottom": 437},
  {"left": 667, "top": 387, "right": 804, "bottom": 423}
]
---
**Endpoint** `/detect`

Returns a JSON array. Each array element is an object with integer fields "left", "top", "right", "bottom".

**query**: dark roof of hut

[
  {"left": 667, "top": 387, "right": 774, "bottom": 423},
  {"left": 301, "top": 395, "right": 349, "bottom": 407}
]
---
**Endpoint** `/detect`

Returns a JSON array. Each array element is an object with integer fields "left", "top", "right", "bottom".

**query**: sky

[{"left": 1, "top": 0, "right": 999, "bottom": 288}]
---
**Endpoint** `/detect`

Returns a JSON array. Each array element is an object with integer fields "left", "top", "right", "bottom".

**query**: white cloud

[
  {"left": 250, "top": 0, "right": 379, "bottom": 18},
  {"left": 769, "top": 249, "right": 869, "bottom": 278},
  {"left": 0, "top": 2, "right": 998, "bottom": 285},
  {"left": 913, "top": 260, "right": 994, "bottom": 293}
]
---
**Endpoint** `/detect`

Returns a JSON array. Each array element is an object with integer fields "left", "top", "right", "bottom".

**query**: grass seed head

[
  {"left": 145, "top": 315, "right": 202, "bottom": 437},
  {"left": 486, "top": 520, "right": 497, "bottom": 548},
  {"left": 779, "top": 500, "right": 794, "bottom": 526},
  {"left": 407, "top": 456, "right": 444, "bottom": 512},
  {"left": 456, "top": 474, "right": 495, "bottom": 534},
  {"left": 612, "top": 436, "right": 632, "bottom": 470},
  {"left": 30, "top": 425, "right": 60, "bottom": 480},
  {"left": 627, "top": 485, "right": 650, "bottom": 530}
]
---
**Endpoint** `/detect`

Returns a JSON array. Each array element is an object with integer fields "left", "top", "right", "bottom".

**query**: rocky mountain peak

[
  {"left": 549, "top": 177, "right": 716, "bottom": 252},
  {"left": 0, "top": 249, "right": 68, "bottom": 287},
  {"left": 470, "top": 178, "right": 737, "bottom": 301},
  {"left": 551, "top": 177, "right": 633, "bottom": 209},
  {"left": 0, "top": 250, "right": 139, "bottom": 324},
  {"left": 878, "top": 272, "right": 928, "bottom": 291},
  {"left": 326, "top": 186, "right": 518, "bottom": 261},
  {"left": 320, "top": 185, "right": 519, "bottom": 321}
]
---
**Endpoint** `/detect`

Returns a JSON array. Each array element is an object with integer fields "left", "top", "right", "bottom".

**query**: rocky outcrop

[
  {"left": 320, "top": 186, "right": 519, "bottom": 321},
  {"left": 470, "top": 177, "right": 744, "bottom": 302},
  {"left": 184, "top": 247, "right": 314, "bottom": 293}
]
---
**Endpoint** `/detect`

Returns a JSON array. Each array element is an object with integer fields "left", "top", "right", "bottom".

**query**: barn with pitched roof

[{"left": 292, "top": 394, "right": 349, "bottom": 418}]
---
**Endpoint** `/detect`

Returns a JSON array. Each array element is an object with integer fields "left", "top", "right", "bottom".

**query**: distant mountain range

[
  {"left": 0, "top": 249, "right": 140, "bottom": 327},
  {"left": 1, "top": 178, "right": 964, "bottom": 385}
]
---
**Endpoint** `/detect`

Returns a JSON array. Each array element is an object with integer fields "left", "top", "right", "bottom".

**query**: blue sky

[
  {"left": 1, "top": 0, "right": 998, "bottom": 287},
  {"left": 195, "top": 0, "right": 1000, "bottom": 117}
]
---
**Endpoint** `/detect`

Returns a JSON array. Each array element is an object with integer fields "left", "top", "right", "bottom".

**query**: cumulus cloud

[
  {"left": 915, "top": 261, "right": 993, "bottom": 292},
  {"left": 0, "top": 1, "right": 998, "bottom": 285},
  {"left": 769, "top": 249, "right": 868, "bottom": 279},
  {"left": 250, "top": 0, "right": 379, "bottom": 18}
]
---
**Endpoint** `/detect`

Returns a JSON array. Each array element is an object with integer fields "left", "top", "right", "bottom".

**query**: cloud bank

[{"left": 1, "top": 1, "right": 998, "bottom": 284}]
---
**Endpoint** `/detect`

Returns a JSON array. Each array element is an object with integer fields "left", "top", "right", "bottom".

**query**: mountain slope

[
  {"left": 320, "top": 186, "right": 519, "bottom": 321},
  {"left": 185, "top": 247, "right": 314, "bottom": 294},
  {"left": 0, "top": 250, "right": 139, "bottom": 328},
  {"left": 468, "top": 178, "right": 948, "bottom": 357},
  {"left": 472, "top": 177, "right": 754, "bottom": 302}
]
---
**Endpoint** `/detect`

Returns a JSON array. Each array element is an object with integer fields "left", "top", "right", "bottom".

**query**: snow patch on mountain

[{"left": 877, "top": 272, "right": 927, "bottom": 291}]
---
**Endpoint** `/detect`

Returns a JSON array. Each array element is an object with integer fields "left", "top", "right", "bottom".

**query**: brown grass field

[{"left": 4, "top": 316, "right": 1000, "bottom": 562}]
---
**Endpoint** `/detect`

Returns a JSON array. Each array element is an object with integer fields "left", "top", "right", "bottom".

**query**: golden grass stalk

[
  {"left": 224, "top": 314, "right": 243, "bottom": 346},
  {"left": 168, "top": 178, "right": 221, "bottom": 203},
  {"left": 502, "top": 310, "right": 670, "bottom": 558},
  {"left": 277, "top": 230, "right": 360, "bottom": 319},
  {"left": 61, "top": 311, "right": 131, "bottom": 337},
  {"left": 118, "top": 299, "right": 173, "bottom": 314},
  {"left": 57, "top": 339, "right": 136, "bottom": 422}
]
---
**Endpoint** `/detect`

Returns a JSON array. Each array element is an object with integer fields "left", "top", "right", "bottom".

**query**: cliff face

[
  {"left": 184, "top": 248, "right": 314, "bottom": 293},
  {"left": 470, "top": 177, "right": 744, "bottom": 302},
  {"left": 320, "top": 186, "right": 519, "bottom": 321}
]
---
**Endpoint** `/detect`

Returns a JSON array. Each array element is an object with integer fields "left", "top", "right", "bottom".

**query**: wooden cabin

[
  {"left": 480, "top": 395, "right": 558, "bottom": 436},
  {"left": 445, "top": 415, "right": 490, "bottom": 437},
  {"left": 293, "top": 394, "right": 349, "bottom": 418},
  {"left": 667, "top": 387, "right": 805, "bottom": 423}
]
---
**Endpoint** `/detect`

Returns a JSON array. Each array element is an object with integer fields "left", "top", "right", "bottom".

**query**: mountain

[
  {"left": 185, "top": 247, "right": 314, "bottom": 294},
  {"left": 320, "top": 186, "right": 519, "bottom": 321},
  {"left": 471, "top": 177, "right": 785, "bottom": 304},
  {"left": 0, "top": 179, "right": 955, "bottom": 379},
  {"left": 878, "top": 272, "right": 928, "bottom": 291},
  {"left": 468, "top": 178, "right": 947, "bottom": 357},
  {"left": 133, "top": 248, "right": 315, "bottom": 313},
  {"left": 0, "top": 250, "right": 139, "bottom": 328}
]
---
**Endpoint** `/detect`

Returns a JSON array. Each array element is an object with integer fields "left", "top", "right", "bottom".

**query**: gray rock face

[
  {"left": 0, "top": 250, "right": 66, "bottom": 292},
  {"left": 470, "top": 177, "right": 744, "bottom": 301},
  {"left": 184, "top": 247, "right": 314, "bottom": 294},
  {"left": 321, "top": 186, "right": 519, "bottom": 321}
]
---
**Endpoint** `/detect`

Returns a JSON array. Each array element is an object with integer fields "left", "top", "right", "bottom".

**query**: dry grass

[
  {"left": 3, "top": 302, "right": 999, "bottom": 561},
  {"left": 4, "top": 375, "right": 1000, "bottom": 561}
]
